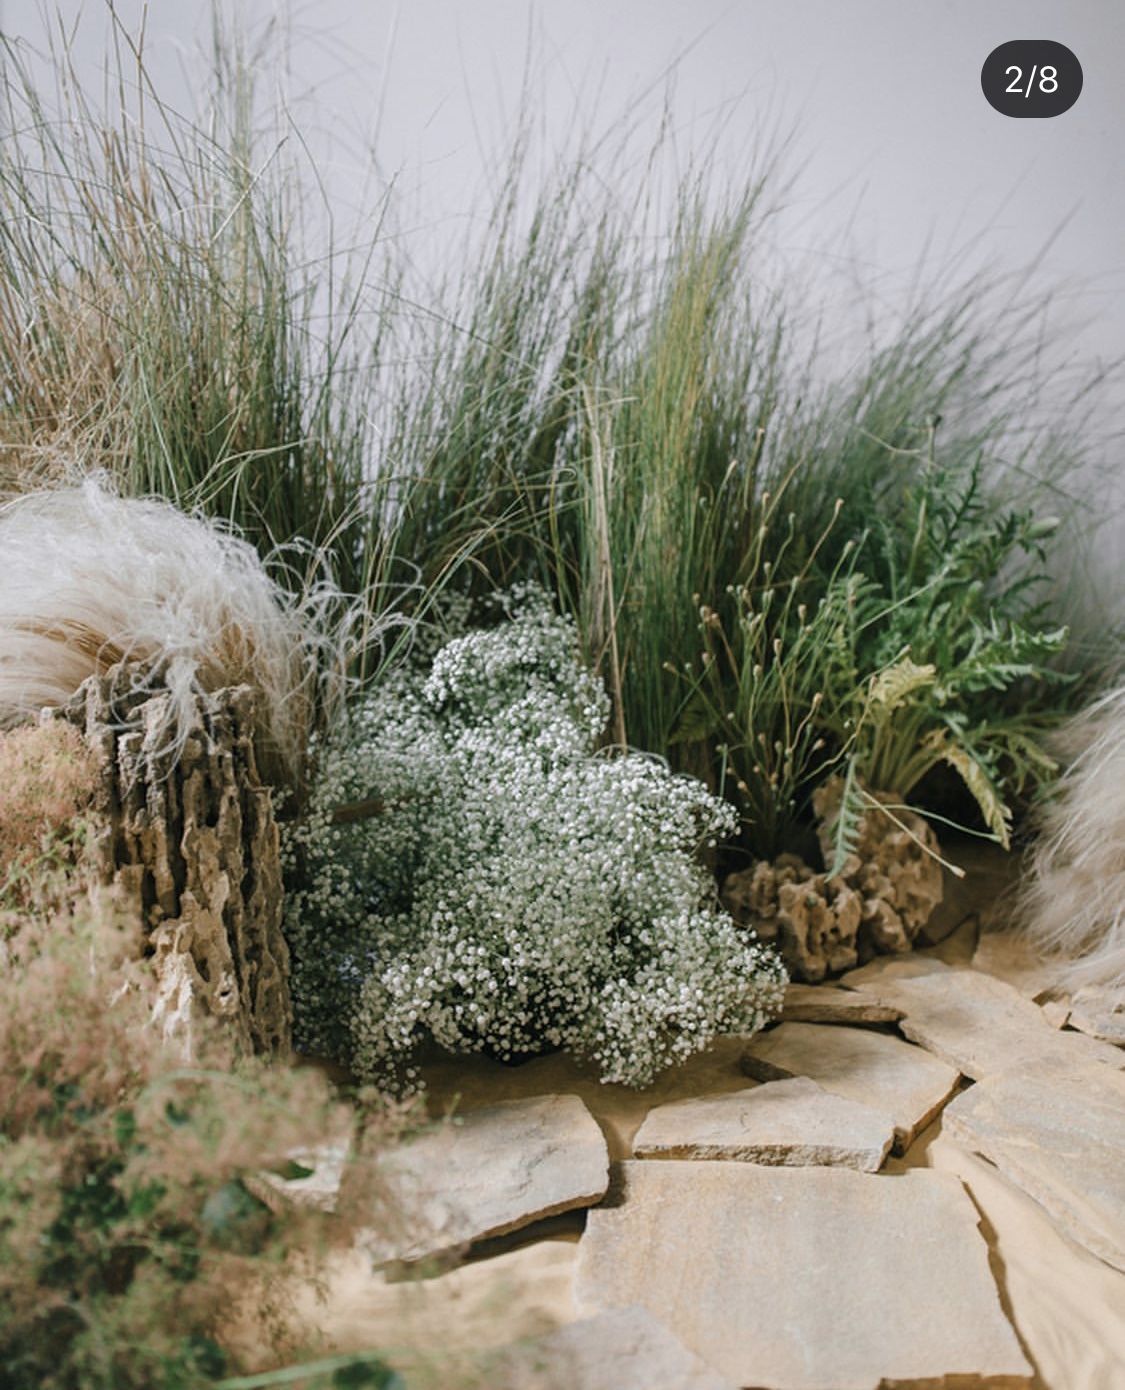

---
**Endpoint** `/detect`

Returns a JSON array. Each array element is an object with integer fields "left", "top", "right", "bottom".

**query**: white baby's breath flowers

[{"left": 283, "top": 591, "right": 785, "bottom": 1089}]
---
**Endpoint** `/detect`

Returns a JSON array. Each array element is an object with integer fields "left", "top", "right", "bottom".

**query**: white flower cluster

[{"left": 283, "top": 594, "right": 785, "bottom": 1088}]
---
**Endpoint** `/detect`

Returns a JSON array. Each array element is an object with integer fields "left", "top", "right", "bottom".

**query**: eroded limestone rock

[
  {"left": 55, "top": 667, "right": 291, "bottom": 1059},
  {"left": 815, "top": 778, "right": 944, "bottom": 941},
  {"left": 722, "top": 779, "right": 944, "bottom": 982}
]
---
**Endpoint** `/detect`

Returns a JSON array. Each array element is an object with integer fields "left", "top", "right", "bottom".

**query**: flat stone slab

[
  {"left": 576, "top": 1162, "right": 1033, "bottom": 1389},
  {"left": 840, "top": 953, "right": 958, "bottom": 990},
  {"left": 972, "top": 929, "right": 1059, "bottom": 1000},
  {"left": 478, "top": 1307, "right": 735, "bottom": 1389},
  {"left": 357, "top": 1094, "right": 609, "bottom": 1264},
  {"left": 633, "top": 1077, "right": 894, "bottom": 1171},
  {"left": 782, "top": 983, "right": 903, "bottom": 1025},
  {"left": 840, "top": 960, "right": 1125, "bottom": 1079},
  {"left": 1066, "top": 986, "right": 1125, "bottom": 1047},
  {"left": 943, "top": 1062, "right": 1125, "bottom": 1273},
  {"left": 740, "top": 1022, "right": 960, "bottom": 1152}
]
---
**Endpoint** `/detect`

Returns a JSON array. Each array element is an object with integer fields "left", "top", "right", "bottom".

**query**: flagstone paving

[
  {"left": 322, "top": 921, "right": 1125, "bottom": 1389},
  {"left": 944, "top": 1060, "right": 1125, "bottom": 1273},
  {"left": 356, "top": 1093, "right": 609, "bottom": 1265},
  {"left": 780, "top": 982, "right": 904, "bottom": 1025},
  {"left": 840, "top": 955, "right": 1125, "bottom": 1077},
  {"left": 469, "top": 1306, "right": 736, "bottom": 1390}
]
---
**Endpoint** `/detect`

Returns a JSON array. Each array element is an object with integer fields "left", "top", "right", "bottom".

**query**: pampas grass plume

[
  {"left": 1020, "top": 684, "right": 1125, "bottom": 1000},
  {"left": 0, "top": 478, "right": 349, "bottom": 782}
]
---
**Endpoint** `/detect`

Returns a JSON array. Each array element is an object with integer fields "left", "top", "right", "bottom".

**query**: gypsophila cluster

[{"left": 283, "top": 591, "right": 785, "bottom": 1089}]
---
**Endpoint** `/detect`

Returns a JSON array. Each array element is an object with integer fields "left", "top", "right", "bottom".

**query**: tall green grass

[{"left": 0, "top": 8, "right": 1108, "bottom": 849}]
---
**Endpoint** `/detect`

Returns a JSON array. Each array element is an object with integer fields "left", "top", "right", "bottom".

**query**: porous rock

[
  {"left": 814, "top": 777, "right": 945, "bottom": 944},
  {"left": 722, "top": 858, "right": 861, "bottom": 982},
  {"left": 55, "top": 668, "right": 291, "bottom": 1059},
  {"left": 722, "top": 779, "right": 944, "bottom": 982}
]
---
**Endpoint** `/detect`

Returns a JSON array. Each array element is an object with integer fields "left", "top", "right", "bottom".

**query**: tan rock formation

[
  {"left": 722, "top": 780, "right": 944, "bottom": 981},
  {"left": 54, "top": 666, "right": 291, "bottom": 1059}
]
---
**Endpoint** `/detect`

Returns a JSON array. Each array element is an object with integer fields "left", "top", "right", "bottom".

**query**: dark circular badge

[{"left": 981, "top": 40, "right": 1082, "bottom": 118}]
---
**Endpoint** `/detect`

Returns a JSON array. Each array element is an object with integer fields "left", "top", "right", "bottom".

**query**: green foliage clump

[
  {"left": 0, "top": 13, "right": 1100, "bottom": 864},
  {"left": 284, "top": 595, "right": 785, "bottom": 1089},
  {"left": 683, "top": 445, "right": 1071, "bottom": 859},
  {"left": 0, "top": 907, "right": 311, "bottom": 1388}
]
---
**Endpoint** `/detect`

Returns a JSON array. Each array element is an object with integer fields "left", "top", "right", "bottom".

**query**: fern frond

[
  {"left": 868, "top": 656, "right": 936, "bottom": 713},
  {"left": 826, "top": 757, "right": 864, "bottom": 877},
  {"left": 925, "top": 730, "right": 1012, "bottom": 848}
]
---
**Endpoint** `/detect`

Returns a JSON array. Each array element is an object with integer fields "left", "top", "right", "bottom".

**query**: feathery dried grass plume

[
  {"left": 1020, "top": 684, "right": 1125, "bottom": 999},
  {"left": 0, "top": 478, "right": 352, "bottom": 784}
]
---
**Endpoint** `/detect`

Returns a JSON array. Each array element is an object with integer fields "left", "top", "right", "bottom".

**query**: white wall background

[{"left": 4, "top": 1, "right": 1123, "bottom": 562}]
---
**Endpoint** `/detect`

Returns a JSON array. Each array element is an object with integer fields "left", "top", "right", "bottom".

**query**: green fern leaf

[{"left": 825, "top": 758, "right": 864, "bottom": 877}]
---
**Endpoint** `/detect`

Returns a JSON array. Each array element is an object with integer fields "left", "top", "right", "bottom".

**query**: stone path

[
  {"left": 740, "top": 1019, "right": 959, "bottom": 1151},
  {"left": 267, "top": 917, "right": 1125, "bottom": 1389}
]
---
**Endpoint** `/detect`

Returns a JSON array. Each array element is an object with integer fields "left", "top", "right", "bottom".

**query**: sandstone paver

[
  {"left": 576, "top": 1161, "right": 1033, "bottom": 1389},
  {"left": 841, "top": 959, "right": 1125, "bottom": 1077},
  {"left": 633, "top": 1076, "right": 894, "bottom": 1171},
  {"left": 357, "top": 1094, "right": 609, "bottom": 1264},
  {"left": 943, "top": 1061, "right": 1125, "bottom": 1273},
  {"left": 740, "top": 1021, "right": 960, "bottom": 1151},
  {"left": 478, "top": 1307, "right": 736, "bottom": 1389},
  {"left": 782, "top": 982, "right": 903, "bottom": 1025}
]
